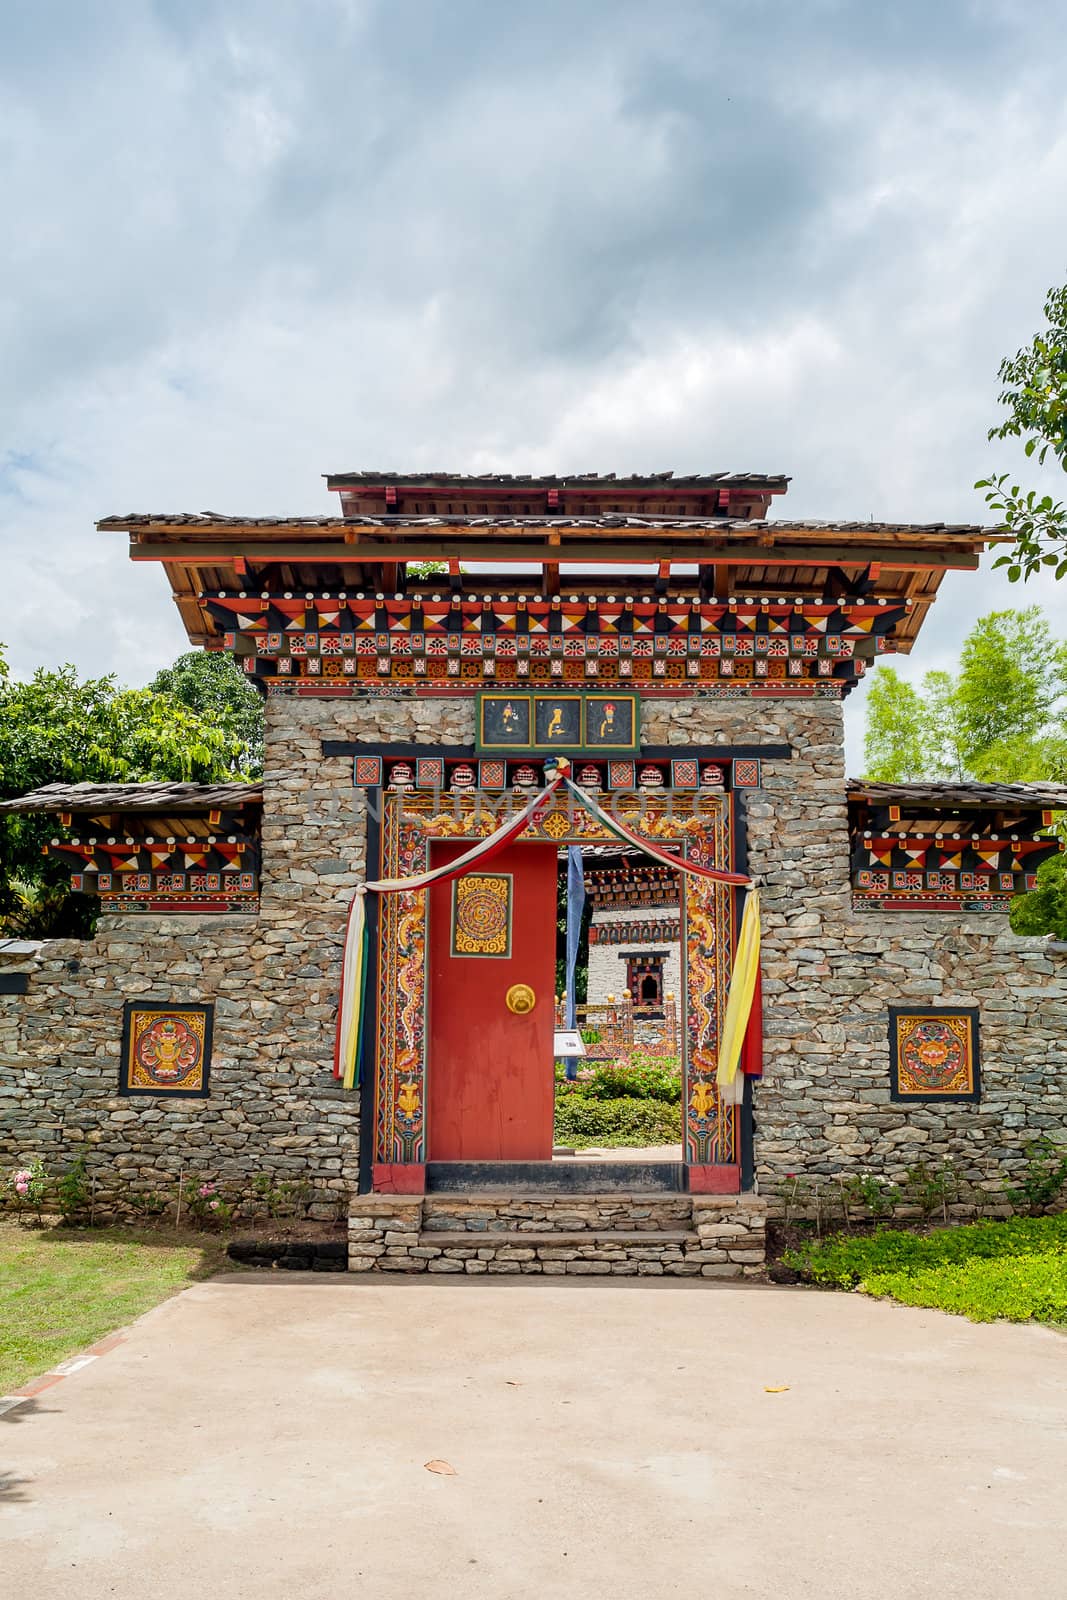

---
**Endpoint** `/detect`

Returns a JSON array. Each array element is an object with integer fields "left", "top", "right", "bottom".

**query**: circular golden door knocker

[{"left": 505, "top": 983, "right": 536, "bottom": 1015}]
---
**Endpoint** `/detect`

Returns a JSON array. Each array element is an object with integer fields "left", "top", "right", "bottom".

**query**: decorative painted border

[
  {"left": 352, "top": 752, "right": 767, "bottom": 794},
  {"left": 887, "top": 1006, "right": 981, "bottom": 1102},
  {"left": 450, "top": 872, "right": 513, "bottom": 958},
  {"left": 373, "top": 788, "right": 736, "bottom": 1173},
  {"left": 855, "top": 896, "right": 1013, "bottom": 914},
  {"left": 209, "top": 592, "right": 892, "bottom": 700},
  {"left": 354, "top": 754, "right": 383, "bottom": 786},
  {"left": 119, "top": 1000, "right": 214, "bottom": 1098}
]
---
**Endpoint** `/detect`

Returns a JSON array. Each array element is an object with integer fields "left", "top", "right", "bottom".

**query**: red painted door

[{"left": 428, "top": 840, "right": 558, "bottom": 1161}]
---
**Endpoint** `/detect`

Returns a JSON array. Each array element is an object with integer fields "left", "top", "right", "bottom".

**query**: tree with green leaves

[
  {"left": 1009, "top": 856, "right": 1067, "bottom": 940},
  {"left": 862, "top": 668, "right": 930, "bottom": 782},
  {"left": 0, "top": 650, "right": 257, "bottom": 936},
  {"left": 148, "top": 650, "right": 264, "bottom": 776},
  {"left": 977, "top": 279, "right": 1067, "bottom": 581},
  {"left": 864, "top": 608, "right": 1067, "bottom": 784},
  {"left": 862, "top": 606, "right": 1067, "bottom": 936}
]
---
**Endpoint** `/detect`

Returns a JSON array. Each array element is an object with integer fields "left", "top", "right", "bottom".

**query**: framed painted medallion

[
  {"left": 120, "top": 1001, "right": 214, "bottom": 1098},
  {"left": 887, "top": 1007, "right": 980, "bottom": 1102},
  {"left": 450, "top": 872, "right": 513, "bottom": 958}
]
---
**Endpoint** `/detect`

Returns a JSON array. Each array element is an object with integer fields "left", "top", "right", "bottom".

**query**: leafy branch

[{"left": 977, "top": 279, "right": 1067, "bottom": 581}]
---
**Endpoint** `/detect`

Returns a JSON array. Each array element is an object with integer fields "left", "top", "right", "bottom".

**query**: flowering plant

[
  {"left": 10, "top": 1160, "right": 47, "bottom": 1224},
  {"left": 186, "top": 1179, "right": 232, "bottom": 1229}
]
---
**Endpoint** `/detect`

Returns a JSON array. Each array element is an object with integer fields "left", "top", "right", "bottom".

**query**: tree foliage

[
  {"left": 1010, "top": 855, "right": 1067, "bottom": 941},
  {"left": 977, "top": 279, "right": 1067, "bottom": 581},
  {"left": 862, "top": 668, "right": 930, "bottom": 782},
  {"left": 864, "top": 609, "right": 1067, "bottom": 784},
  {"left": 862, "top": 607, "right": 1067, "bottom": 937},
  {"left": 148, "top": 650, "right": 264, "bottom": 777},
  {"left": 0, "top": 647, "right": 261, "bottom": 936}
]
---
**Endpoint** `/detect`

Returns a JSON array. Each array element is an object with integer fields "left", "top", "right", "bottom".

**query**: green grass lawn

[
  {"left": 784, "top": 1213, "right": 1067, "bottom": 1324},
  {"left": 0, "top": 1222, "right": 227, "bottom": 1392}
]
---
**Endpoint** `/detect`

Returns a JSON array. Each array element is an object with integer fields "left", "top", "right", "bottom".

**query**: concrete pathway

[{"left": 2, "top": 1274, "right": 1065, "bottom": 1599}]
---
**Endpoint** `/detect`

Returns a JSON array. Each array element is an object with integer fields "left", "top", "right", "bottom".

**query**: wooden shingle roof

[
  {"left": 324, "top": 470, "right": 792, "bottom": 488},
  {"left": 846, "top": 780, "right": 1067, "bottom": 810},
  {"left": 0, "top": 782, "right": 263, "bottom": 814}
]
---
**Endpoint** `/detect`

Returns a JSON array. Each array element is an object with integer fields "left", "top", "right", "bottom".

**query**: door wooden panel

[{"left": 427, "top": 840, "right": 557, "bottom": 1161}]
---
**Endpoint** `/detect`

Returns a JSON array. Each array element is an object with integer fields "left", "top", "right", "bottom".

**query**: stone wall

[
  {"left": 0, "top": 694, "right": 472, "bottom": 1216},
  {"left": 642, "top": 694, "right": 1067, "bottom": 1214},
  {"left": 2, "top": 687, "right": 1064, "bottom": 1218},
  {"left": 347, "top": 1193, "right": 767, "bottom": 1275}
]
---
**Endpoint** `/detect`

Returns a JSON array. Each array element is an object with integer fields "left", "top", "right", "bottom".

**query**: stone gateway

[{"left": 1, "top": 471, "right": 1064, "bottom": 1272}]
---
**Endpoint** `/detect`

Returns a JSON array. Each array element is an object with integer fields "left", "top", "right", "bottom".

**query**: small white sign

[{"left": 553, "top": 1030, "right": 586, "bottom": 1057}]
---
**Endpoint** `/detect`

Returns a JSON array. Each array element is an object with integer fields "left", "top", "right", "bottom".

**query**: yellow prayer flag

[{"left": 716, "top": 888, "right": 761, "bottom": 1104}]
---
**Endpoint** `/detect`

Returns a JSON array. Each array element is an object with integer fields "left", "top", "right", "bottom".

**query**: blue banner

[{"left": 563, "top": 845, "right": 585, "bottom": 1080}]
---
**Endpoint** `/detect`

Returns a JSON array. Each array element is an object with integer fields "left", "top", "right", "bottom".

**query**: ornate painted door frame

[{"left": 366, "top": 782, "right": 747, "bottom": 1195}]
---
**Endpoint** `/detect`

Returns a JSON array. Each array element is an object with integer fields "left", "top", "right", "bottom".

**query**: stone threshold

[
  {"left": 423, "top": 1229, "right": 697, "bottom": 1248},
  {"left": 349, "top": 1193, "right": 768, "bottom": 1277},
  {"left": 425, "top": 1160, "right": 688, "bottom": 1193}
]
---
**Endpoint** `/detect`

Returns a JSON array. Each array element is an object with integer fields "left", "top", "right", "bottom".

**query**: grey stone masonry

[
  {"left": 0, "top": 695, "right": 472, "bottom": 1218},
  {"left": 1, "top": 686, "right": 1065, "bottom": 1220},
  {"left": 348, "top": 1193, "right": 768, "bottom": 1276},
  {"left": 641, "top": 696, "right": 1067, "bottom": 1215}
]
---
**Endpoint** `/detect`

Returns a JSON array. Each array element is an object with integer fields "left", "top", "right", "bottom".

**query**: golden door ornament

[{"left": 505, "top": 983, "right": 536, "bottom": 1015}]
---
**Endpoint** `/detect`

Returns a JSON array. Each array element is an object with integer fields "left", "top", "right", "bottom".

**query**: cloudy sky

[{"left": 3, "top": 0, "right": 1066, "bottom": 769}]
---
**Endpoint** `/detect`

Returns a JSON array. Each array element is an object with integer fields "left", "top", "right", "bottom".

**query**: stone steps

[
  {"left": 424, "top": 1229, "right": 697, "bottom": 1248},
  {"left": 349, "top": 1193, "right": 768, "bottom": 1277},
  {"left": 421, "top": 1192, "right": 693, "bottom": 1234},
  {"left": 425, "top": 1160, "right": 687, "bottom": 1193}
]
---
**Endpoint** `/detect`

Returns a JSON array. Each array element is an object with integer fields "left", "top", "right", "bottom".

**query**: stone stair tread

[
  {"left": 423, "top": 1192, "right": 691, "bottom": 1205},
  {"left": 419, "top": 1229, "right": 698, "bottom": 1247}
]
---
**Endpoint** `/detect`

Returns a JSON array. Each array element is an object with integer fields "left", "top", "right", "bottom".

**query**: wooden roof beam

[{"left": 129, "top": 537, "right": 983, "bottom": 572}]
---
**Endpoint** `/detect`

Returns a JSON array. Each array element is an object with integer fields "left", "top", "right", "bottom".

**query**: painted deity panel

[
  {"left": 479, "top": 694, "right": 532, "bottom": 748},
  {"left": 534, "top": 694, "right": 582, "bottom": 749},
  {"left": 476, "top": 691, "right": 640, "bottom": 753},
  {"left": 120, "top": 1001, "right": 213, "bottom": 1097},
  {"left": 888, "top": 1008, "right": 980, "bottom": 1101},
  {"left": 583, "top": 694, "right": 637, "bottom": 750}
]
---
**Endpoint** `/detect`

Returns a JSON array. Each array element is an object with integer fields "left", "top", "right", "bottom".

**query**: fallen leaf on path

[
  {"left": 424, "top": 1459, "right": 458, "bottom": 1475},
  {"left": 764, "top": 1386, "right": 790, "bottom": 1393}
]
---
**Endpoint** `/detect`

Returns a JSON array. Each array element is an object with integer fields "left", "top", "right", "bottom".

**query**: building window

[{"left": 621, "top": 951, "right": 668, "bottom": 1012}]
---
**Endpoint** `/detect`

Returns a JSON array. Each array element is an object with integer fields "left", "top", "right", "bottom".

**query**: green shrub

[
  {"left": 252, "top": 1173, "right": 312, "bottom": 1220},
  {"left": 1002, "top": 1136, "right": 1067, "bottom": 1214},
  {"left": 855, "top": 1174, "right": 901, "bottom": 1219},
  {"left": 579, "top": 1063, "right": 682, "bottom": 1104},
  {"left": 784, "top": 1213, "right": 1067, "bottom": 1288},
  {"left": 784, "top": 1214, "right": 1067, "bottom": 1323},
  {"left": 864, "top": 1253, "right": 1067, "bottom": 1324},
  {"left": 903, "top": 1160, "right": 958, "bottom": 1221},
  {"left": 553, "top": 1093, "right": 680, "bottom": 1149},
  {"left": 55, "top": 1155, "right": 91, "bottom": 1224}
]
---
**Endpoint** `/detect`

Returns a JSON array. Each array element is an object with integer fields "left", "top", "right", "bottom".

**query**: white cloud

[{"left": 2, "top": 0, "right": 1066, "bottom": 782}]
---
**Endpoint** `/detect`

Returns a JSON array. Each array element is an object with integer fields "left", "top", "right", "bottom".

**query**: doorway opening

[
  {"left": 370, "top": 779, "right": 742, "bottom": 1196},
  {"left": 553, "top": 845, "right": 684, "bottom": 1167}
]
